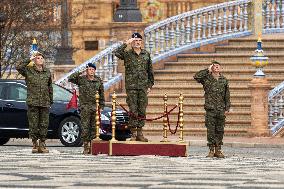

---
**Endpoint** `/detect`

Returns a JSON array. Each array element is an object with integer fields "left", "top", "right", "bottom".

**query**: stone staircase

[{"left": 116, "top": 34, "right": 284, "bottom": 136}]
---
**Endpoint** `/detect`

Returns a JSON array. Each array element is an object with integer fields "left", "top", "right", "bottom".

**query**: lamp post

[
  {"left": 0, "top": 12, "right": 7, "bottom": 78},
  {"left": 250, "top": 35, "right": 269, "bottom": 77},
  {"left": 54, "top": 0, "right": 74, "bottom": 65},
  {"left": 113, "top": 0, "right": 142, "bottom": 22}
]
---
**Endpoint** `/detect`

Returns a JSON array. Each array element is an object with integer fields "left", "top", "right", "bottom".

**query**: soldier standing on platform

[
  {"left": 16, "top": 51, "right": 53, "bottom": 153},
  {"left": 68, "top": 63, "right": 105, "bottom": 154},
  {"left": 194, "top": 60, "right": 231, "bottom": 158},
  {"left": 114, "top": 33, "right": 154, "bottom": 142}
]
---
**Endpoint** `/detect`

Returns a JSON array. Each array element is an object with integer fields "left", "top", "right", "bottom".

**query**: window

[
  {"left": 85, "top": 41, "right": 99, "bottom": 50},
  {"left": 8, "top": 84, "right": 27, "bottom": 101},
  {"left": 0, "top": 84, "right": 7, "bottom": 99},
  {"left": 53, "top": 84, "right": 72, "bottom": 102}
]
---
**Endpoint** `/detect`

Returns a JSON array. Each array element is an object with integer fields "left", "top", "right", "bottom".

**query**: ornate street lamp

[
  {"left": 250, "top": 35, "right": 269, "bottom": 77},
  {"left": 0, "top": 12, "right": 7, "bottom": 78},
  {"left": 113, "top": 0, "right": 142, "bottom": 22}
]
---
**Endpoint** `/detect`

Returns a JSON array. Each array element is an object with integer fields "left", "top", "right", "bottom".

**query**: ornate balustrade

[
  {"left": 263, "top": 0, "right": 284, "bottom": 34},
  {"left": 144, "top": 0, "right": 252, "bottom": 63},
  {"left": 266, "top": 0, "right": 284, "bottom": 135},
  {"left": 55, "top": 42, "right": 123, "bottom": 91}
]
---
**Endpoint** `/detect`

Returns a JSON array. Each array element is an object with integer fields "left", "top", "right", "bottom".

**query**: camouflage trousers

[
  {"left": 205, "top": 110, "right": 226, "bottom": 146},
  {"left": 27, "top": 105, "right": 49, "bottom": 141},
  {"left": 126, "top": 89, "right": 148, "bottom": 128},
  {"left": 80, "top": 107, "right": 96, "bottom": 141}
]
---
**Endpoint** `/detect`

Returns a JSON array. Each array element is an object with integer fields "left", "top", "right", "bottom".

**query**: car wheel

[
  {"left": 0, "top": 137, "right": 10, "bottom": 145},
  {"left": 58, "top": 116, "right": 82, "bottom": 147}
]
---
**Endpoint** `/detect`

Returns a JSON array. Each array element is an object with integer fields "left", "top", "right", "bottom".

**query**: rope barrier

[
  {"left": 117, "top": 102, "right": 178, "bottom": 121},
  {"left": 166, "top": 106, "right": 180, "bottom": 134}
]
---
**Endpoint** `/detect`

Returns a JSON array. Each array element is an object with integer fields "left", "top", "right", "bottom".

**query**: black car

[{"left": 0, "top": 79, "right": 130, "bottom": 146}]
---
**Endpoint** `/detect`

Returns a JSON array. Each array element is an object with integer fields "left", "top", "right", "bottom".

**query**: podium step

[{"left": 91, "top": 140, "right": 189, "bottom": 157}]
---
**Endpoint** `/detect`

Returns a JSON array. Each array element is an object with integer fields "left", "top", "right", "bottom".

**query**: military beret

[
  {"left": 86, "top": 63, "right": 96, "bottom": 70},
  {"left": 132, "top": 32, "right": 143, "bottom": 39},
  {"left": 211, "top": 60, "right": 220, "bottom": 65}
]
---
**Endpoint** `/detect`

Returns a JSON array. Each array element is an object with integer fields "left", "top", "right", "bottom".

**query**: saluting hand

[
  {"left": 147, "top": 88, "right": 151, "bottom": 94},
  {"left": 208, "top": 64, "right": 213, "bottom": 73},
  {"left": 125, "top": 38, "right": 135, "bottom": 45}
]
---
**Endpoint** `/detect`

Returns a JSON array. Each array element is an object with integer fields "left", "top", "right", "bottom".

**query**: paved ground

[{"left": 0, "top": 138, "right": 284, "bottom": 189}]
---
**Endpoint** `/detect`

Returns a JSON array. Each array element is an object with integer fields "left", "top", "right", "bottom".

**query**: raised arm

[
  {"left": 193, "top": 69, "right": 210, "bottom": 85},
  {"left": 114, "top": 43, "right": 127, "bottom": 60},
  {"left": 68, "top": 71, "right": 82, "bottom": 85},
  {"left": 16, "top": 59, "right": 30, "bottom": 77}
]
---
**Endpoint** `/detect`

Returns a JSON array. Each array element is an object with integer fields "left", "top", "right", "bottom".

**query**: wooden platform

[{"left": 91, "top": 140, "right": 189, "bottom": 157}]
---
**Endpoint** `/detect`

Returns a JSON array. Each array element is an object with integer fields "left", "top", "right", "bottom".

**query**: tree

[{"left": 0, "top": 0, "right": 79, "bottom": 78}]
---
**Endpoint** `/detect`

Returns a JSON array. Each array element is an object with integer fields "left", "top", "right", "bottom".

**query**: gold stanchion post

[
  {"left": 94, "top": 91, "right": 101, "bottom": 141},
  {"left": 161, "top": 93, "right": 169, "bottom": 142},
  {"left": 110, "top": 91, "right": 117, "bottom": 141},
  {"left": 178, "top": 93, "right": 185, "bottom": 143}
]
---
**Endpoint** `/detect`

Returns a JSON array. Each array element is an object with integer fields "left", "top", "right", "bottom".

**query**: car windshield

[{"left": 53, "top": 84, "right": 73, "bottom": 102}]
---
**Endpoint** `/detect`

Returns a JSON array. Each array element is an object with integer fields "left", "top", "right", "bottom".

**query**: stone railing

[
  {"left": 268, "top": 82, "right": 284, "bottom": 136},
  {"left": 144, "top": 0, "right": 252, "bottom": 63},
  {"left": 265, "top": 0, "right": 284, "bottom": 135},
  {"left": 263, "top": 0, "right": 284, "bottom": 34},
  {"left": 55, "top": 42, "right": 123, "bottom": 91}
]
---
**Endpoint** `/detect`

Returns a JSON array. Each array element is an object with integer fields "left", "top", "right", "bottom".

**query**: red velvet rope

[
  {"left": 166, "top": 106, "right": 180, "bottom": 134},
  {"left": 117, "top": 102, "right": 178, "bottom": 121}
]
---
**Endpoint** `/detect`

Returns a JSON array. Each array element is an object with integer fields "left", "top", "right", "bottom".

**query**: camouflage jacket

[
  {"left": 194, "top": 69, "right": 231, "bottom": 111},
  {"left": 114, "top": 43, "right": 154, "bottom": 90},
  {"left": 68, "top": 72, "right": 105, "bottom": 109},
  {"left": 16, "top": 60, "right": 53, "bottom": 107}
]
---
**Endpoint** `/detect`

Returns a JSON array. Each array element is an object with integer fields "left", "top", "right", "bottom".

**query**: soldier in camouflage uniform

[
  {"left": 68, "top": 63, "right": 105, "bottom": 154},
  {"left": 194, "top": 60, "right": 230, "bottom": 158},
  {"left": 16, "top": 51, "right": 53, "bottom": 153},
  {"left": 114, "top": 33, "right": 154, "bottom": 142}
]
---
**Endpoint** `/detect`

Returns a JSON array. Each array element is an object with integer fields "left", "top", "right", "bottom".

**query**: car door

[
  {"left": 0, "top": 82, "right": 9, "bottom": 127},
  {"left": 2, "top": 82, "right": 28, "bottom": 130}
]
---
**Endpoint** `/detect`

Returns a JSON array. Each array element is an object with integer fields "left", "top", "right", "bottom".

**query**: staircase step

[
  {"left": 164, "top": 61, "right": 284, "bottom": 70},
  {"left": 177, "top": 53, "right": 284, "bottom": 62},
  {"left": 116, "top": 93, "right": 252, "bottom": 104},
  {"left": 215, "top": 45, "right": 284, "bottom": 53}
]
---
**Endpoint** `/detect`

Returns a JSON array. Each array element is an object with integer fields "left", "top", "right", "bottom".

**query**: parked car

[{"left": 0, "top": 79, "right": 130, "bottom": 146}]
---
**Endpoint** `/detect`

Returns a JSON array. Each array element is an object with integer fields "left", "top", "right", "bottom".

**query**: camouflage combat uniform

[
  {"left": 114, "top": 43, "right": 154, "bottom": 129},
  {"left": 194, "top": 69, "right": 230, "bottom": 147},
  {"left": 16, "top": 60, "right": 53, "bottom": 142},
  {"left": 68, "top": 72, "right": 105, "bottom": 142}
]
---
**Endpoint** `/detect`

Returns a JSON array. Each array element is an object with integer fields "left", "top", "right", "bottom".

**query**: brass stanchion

[
  {"left": 178, "top": 93, "right": 185, "bottom": 143},
  {"left": 110, "top": 91, "right": 117, "bottom": 141},
  {"left": 161, "top": 93, "right": 169, "bottom": 142},
  {"left": 94, "top": 91, "right": 101, "bottom": 141}
]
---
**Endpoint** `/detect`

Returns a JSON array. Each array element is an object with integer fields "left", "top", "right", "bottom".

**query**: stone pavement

[
  {"left": 0, "top": 137, "right": 284, "bottom": 189},
  {"left": 146, "top": 135, "right": 284, "bottom": 148}
]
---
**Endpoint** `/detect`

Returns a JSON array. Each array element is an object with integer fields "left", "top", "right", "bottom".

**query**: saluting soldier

[
  {"left": 16, "top": 51, "right": 53, "bottom": 153},
  {"left": 68, "top": 63, "right": 105, "bottom": 154},
  {"left": 114, "top": 33, "right": 154, "bottom": 142},
  {"left": 194, "top": 60, "right": 231, "bottom": 158}
]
